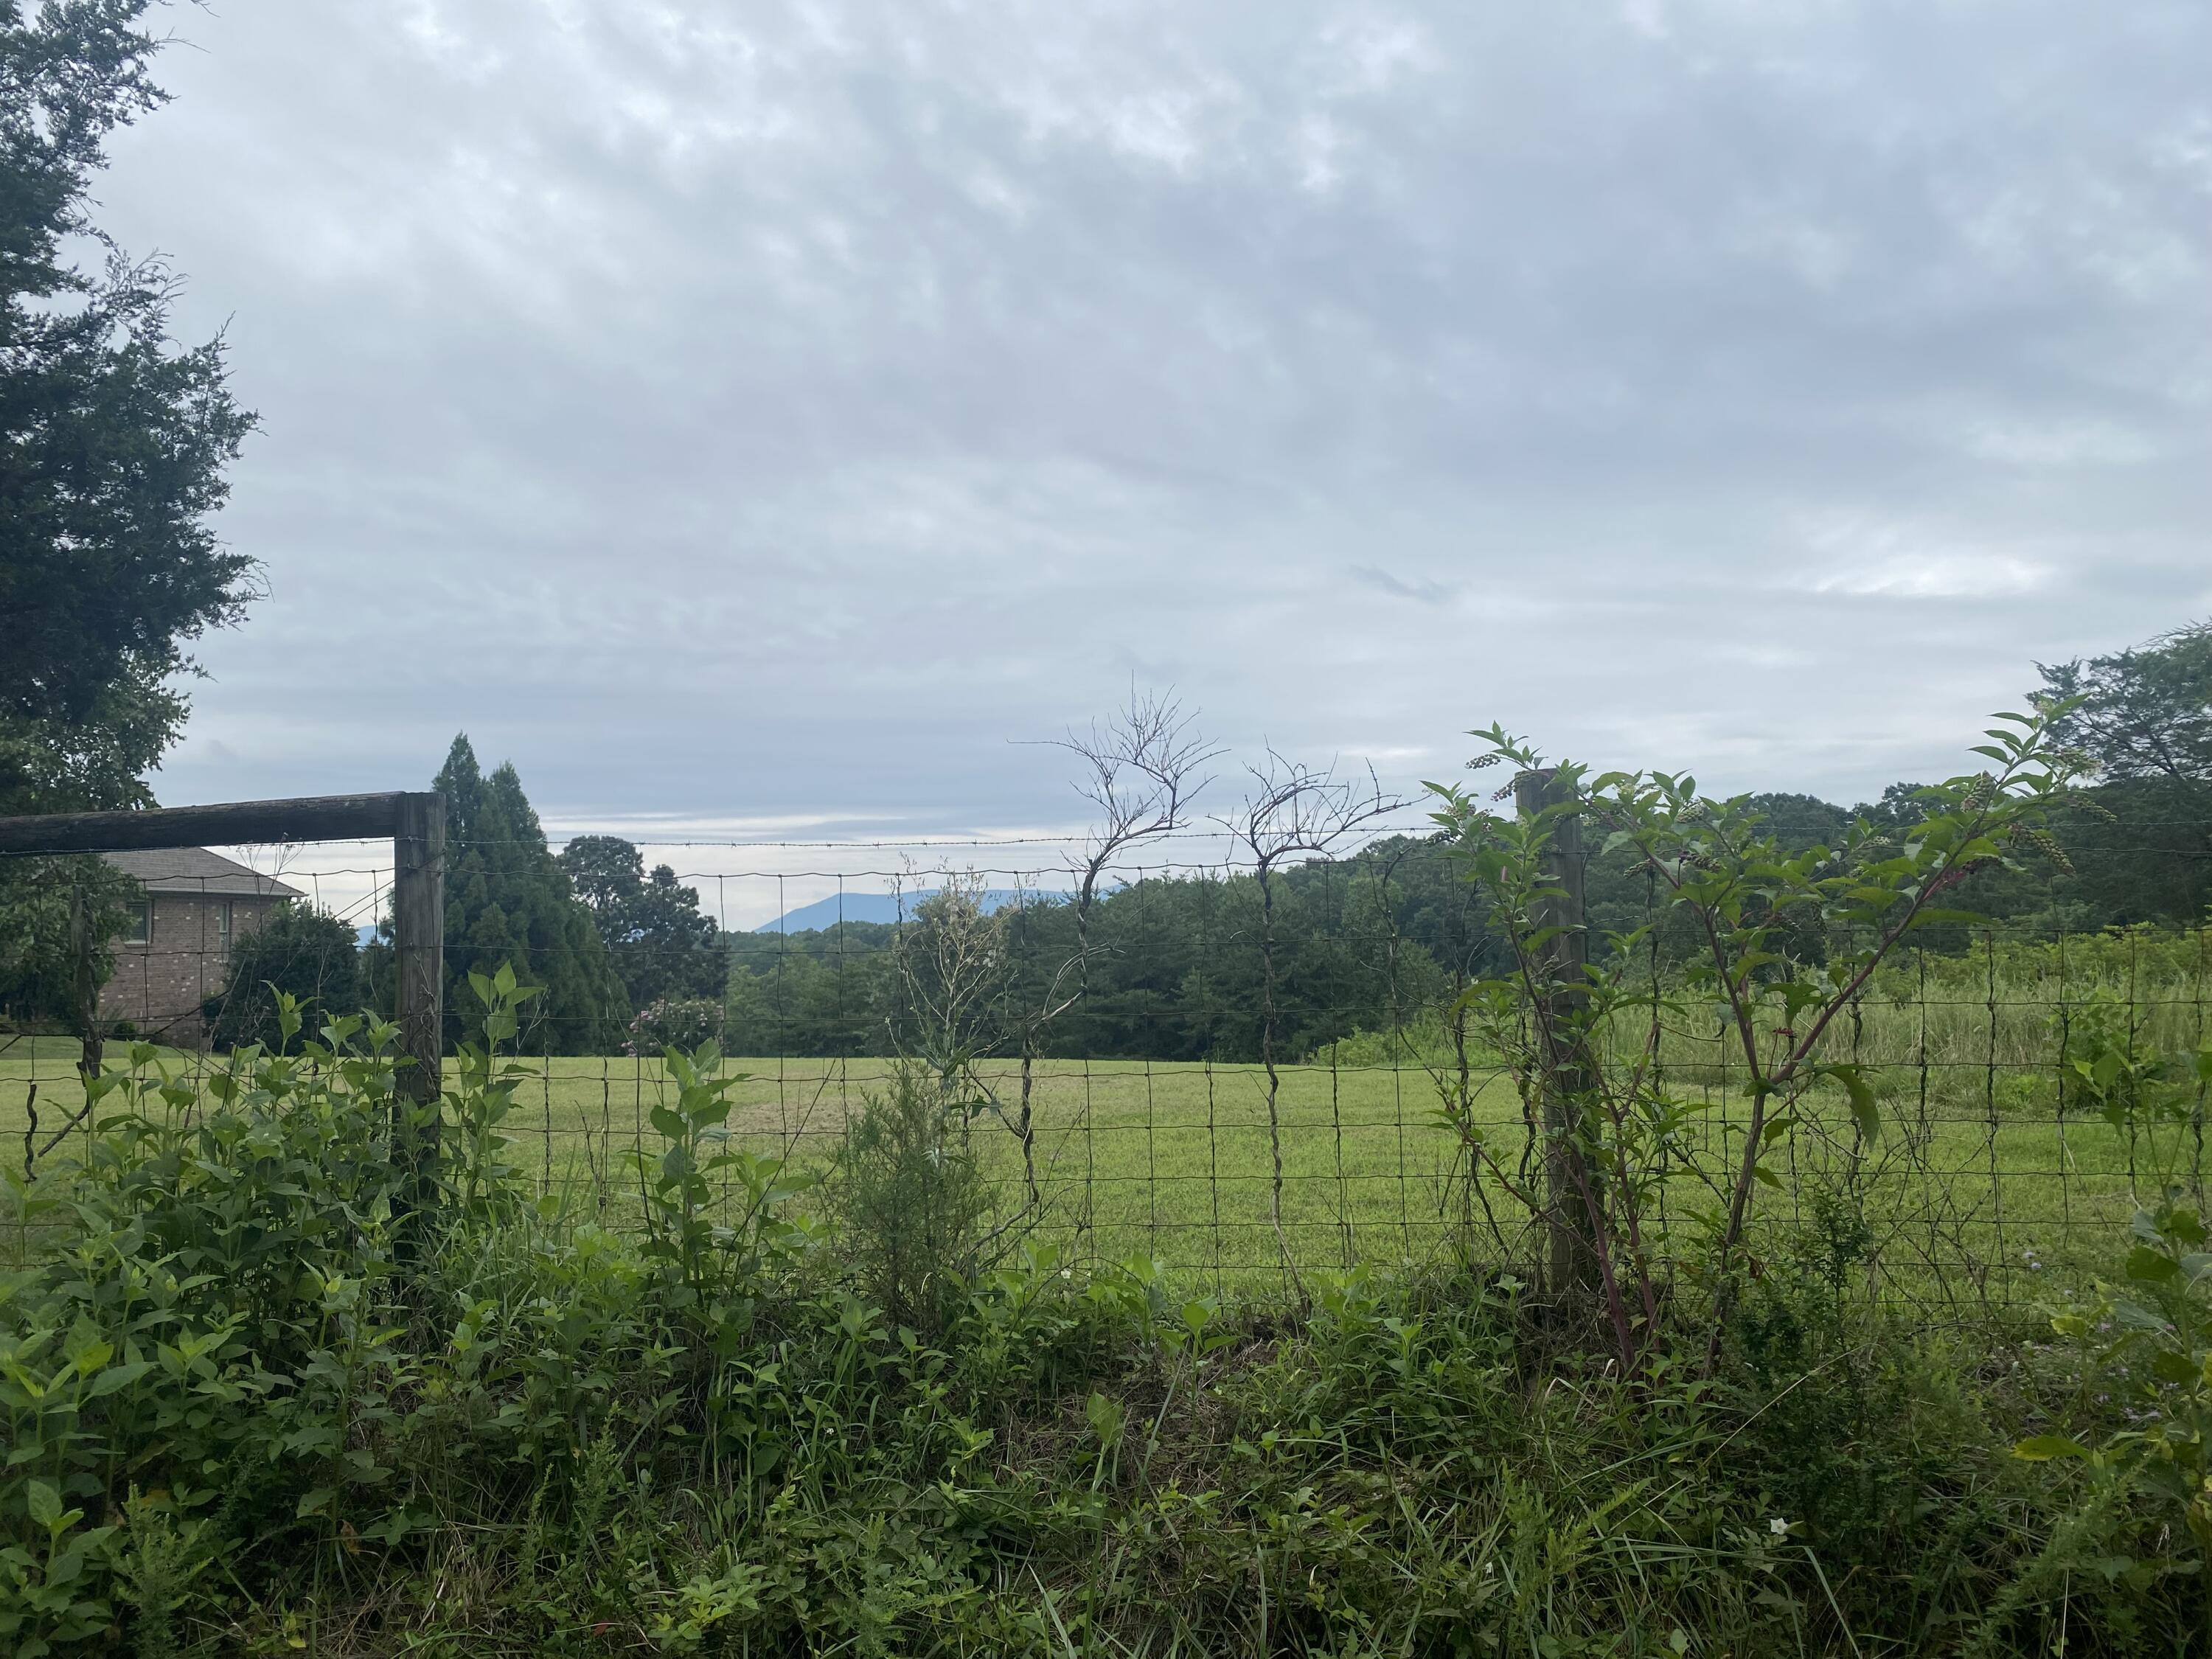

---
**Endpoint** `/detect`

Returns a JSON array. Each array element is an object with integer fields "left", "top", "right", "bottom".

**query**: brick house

[{"left": 98, "top": 849, "right": 302, "bottom": 1046}]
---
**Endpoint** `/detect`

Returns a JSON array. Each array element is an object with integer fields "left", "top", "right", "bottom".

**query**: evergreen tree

[{"left": 431, "top": 736, "right": 627, "bottom": 1053}]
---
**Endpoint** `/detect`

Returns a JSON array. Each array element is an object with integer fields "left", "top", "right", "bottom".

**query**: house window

[
  {"left": 216, "top": 900, "right": 234, "bottom": 945},
  {"left": 124, "top": 901, "right": 151, "bottom": 944}
]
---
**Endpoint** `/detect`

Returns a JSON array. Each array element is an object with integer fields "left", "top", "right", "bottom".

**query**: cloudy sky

[{"left": 97, "top": 0, "right": 2211, "bottom": 915}]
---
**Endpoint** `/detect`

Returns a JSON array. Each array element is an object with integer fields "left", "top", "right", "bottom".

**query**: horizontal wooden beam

[{"left": 0, "top": 793, "right": 426, "bottom": 855}]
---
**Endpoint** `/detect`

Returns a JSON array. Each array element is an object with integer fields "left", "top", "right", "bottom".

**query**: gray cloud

[
  {"left": 1349, "top": 564, "right": 1458, "bottom": 605},
  {"left": 90, "top": 0, "right": 2211, "bottom": 835}
]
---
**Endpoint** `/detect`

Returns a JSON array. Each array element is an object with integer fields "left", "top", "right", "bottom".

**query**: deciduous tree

[
  {"left": 559, "top": 834, "right": 724, "bottom": 1010},
  {"left": 0, "top": 1, "right": 257, "bottom": 1022}
]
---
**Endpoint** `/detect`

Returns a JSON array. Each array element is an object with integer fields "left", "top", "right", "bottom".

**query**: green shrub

[
  {"left": 625, "top": 995, "right": 724, "bottom": 1056},
  {"left": 825, "top": 1062, "right": 995, "bottom": 1337}
]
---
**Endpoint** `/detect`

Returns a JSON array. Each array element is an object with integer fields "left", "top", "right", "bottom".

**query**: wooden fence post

[
  {"left": 393, "top": 792, "right": 445, "bottom": 1242},
  {"left": 1514, "top": 769, "right": 1599, "bottom": 1299}
]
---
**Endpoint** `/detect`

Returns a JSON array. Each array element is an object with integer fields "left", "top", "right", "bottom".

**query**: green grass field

[{"left": 0, "top": 1031, "right": 2171, "bottom": 1298}]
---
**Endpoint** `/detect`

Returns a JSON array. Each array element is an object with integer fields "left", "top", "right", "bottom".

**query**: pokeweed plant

[
  {"left": 632, "top": 1040, "right": 813, "bottom": 1354},
  {"left": 1427, "top": 702, "right": 2087, "bottom": 1379}
]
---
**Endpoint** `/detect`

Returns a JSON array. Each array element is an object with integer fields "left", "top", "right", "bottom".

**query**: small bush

[
  {"left": 825, "top": 1062, "right": 994, "bottom": 1336},
  {"left": 625, "top": 995, "right": 723, "bottom": 1055}
]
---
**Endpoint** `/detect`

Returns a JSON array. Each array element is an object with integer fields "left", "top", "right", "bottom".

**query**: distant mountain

[{"left": 751, "top": 888, "right": 1061, "bottom": 935}]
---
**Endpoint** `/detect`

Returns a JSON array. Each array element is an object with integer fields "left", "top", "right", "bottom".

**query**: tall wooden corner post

[
  {"left": 392, "top": 792, "right": 446, "bottom": 1253},
  {"left": 1513, "top": 769, "right": 1600, "bottom": 1301}
]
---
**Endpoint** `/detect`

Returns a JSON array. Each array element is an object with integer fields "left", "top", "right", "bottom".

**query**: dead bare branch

[{"left": 1217, "top": 749, "right": 1407, "bottom": 1289}]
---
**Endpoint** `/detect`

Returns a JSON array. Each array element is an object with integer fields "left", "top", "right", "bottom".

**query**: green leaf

[
  {"left": 85, "top": 1360, "right": 153, "bottom": 1398},
  {"left": 1085, "top": 1391, "right": 1124, "bottom": 1447},
  {"left": 25, "top": 1478, "right": 61, "bottom": 1529},
  {"left": 2124, "top": 1245, "right": 2179, "bottom": 1284},
  {"left": 1818, "top": 1064, "right": 1882, "bottom": 1146},
  {"left": 2150, "top": 1349, "right": 2195, "bottom": 1386},
  {"left": 2012, "top": 1435, "right": 2090, "bottom": 1462},
  {"left": 296, "top": 1488, "right": 335, "bottom": 1518},
  {"left": 2107, "top": 1296, "right": 2168, "bottom": 1333}
]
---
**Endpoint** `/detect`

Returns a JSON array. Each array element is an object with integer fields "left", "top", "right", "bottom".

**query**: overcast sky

[{"left": 102, "top": 0, "right": 2211, "bottom": 896}]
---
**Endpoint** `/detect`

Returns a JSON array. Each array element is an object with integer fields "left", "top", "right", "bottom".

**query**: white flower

[{"left": 1769, "top": 1517, "right": 1789, "bottom": 1537}]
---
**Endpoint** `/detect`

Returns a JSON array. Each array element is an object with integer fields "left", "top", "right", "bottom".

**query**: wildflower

[{"left": 1769, "top": 1517, "right": 1790, "bottom": 1537}]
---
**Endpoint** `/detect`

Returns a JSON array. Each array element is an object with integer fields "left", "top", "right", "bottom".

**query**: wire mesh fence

[{"left": 4, "top": 822, "right": 2209, "bottom": 1310}]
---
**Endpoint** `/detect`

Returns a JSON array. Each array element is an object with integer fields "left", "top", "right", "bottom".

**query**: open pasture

[{"left": 1, "top": 1032, "right": 2166, "bottom": 1298}]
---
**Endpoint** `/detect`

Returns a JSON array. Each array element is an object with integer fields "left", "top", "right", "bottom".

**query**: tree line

[{"left": 194, "top": 625, "right": 2212, "bottom": 1061}]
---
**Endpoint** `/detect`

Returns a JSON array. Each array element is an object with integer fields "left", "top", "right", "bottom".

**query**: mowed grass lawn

[{"left": 0, "top": 1034, "right": 2160, "bottom": 1298}]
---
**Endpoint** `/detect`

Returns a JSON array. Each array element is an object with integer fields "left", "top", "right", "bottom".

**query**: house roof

[{"left": 102, "top": 848, "right": 305, "bottom": 899}]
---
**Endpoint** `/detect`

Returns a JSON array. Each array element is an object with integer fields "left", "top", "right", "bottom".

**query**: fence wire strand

[{"left": 6, "top": 828, "right": 2212, "bottom": 1306}]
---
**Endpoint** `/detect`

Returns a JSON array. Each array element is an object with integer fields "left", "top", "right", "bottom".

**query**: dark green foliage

[
  {"left": 2042, "top": 619, "right": 2212, "bottom": 791},
  {"left": 201, "top": 902, "right": 364, "bottom": 1051},
  {"left": 426, "top": 735, "right": 627, "bottom": 1053},
  {"left": 0, "top": 0, "right": 257, "bottom": 745},
  {"left": 723, "top": 841, "right": 1478, "bottom": 1062},
  {"left": 1729, "top": 1194, "right": 2004, "bottom": 1594},
  {"left": 0, "top": 855, "right": 132, "bottom": 1029},
  {"left": 0, "top": 3, "right": 254, "bottom": 1022},
  {"left": 717, "top": 761, "right": 2210, "bottom": 1069},
  {"left": 2012, "top": 1197, "right": 2212, "bottom": 1627},
  {"left": 1857, "top": 779, "right": 2212, "bottom": 942},
  {"left": 560, "top": 835, "right": 725, "bottom": 1009},
  {"left": 723, "top": 921, "right": 898, "bottom": 1054},
  {"left": 0, "top": 1008, "right": 411, "bottom": 1652}
]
